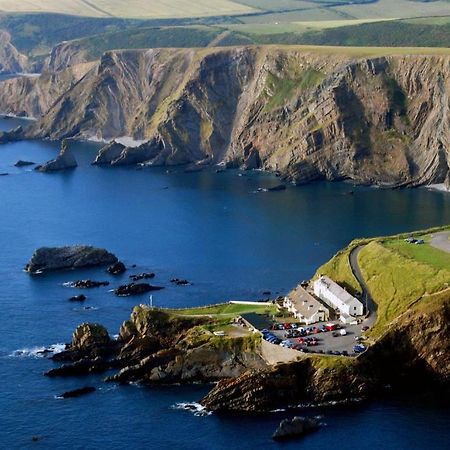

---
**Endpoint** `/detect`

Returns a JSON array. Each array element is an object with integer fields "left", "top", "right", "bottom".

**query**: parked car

[
  {"left": 342, "top": 350, "right": 349, "bottom": 356},
  {"left": 353, "top": 344, "right": 366, "bottom": 353},
  {"left": 340, "top": 329, "right": 347, "bottom": 336},
  {"left": 320, "top": 325, "right": 328, "bottom": 333},
  {"left": 325, "top": 323, "right": 337, "bottom": 331},
  {"left": 361, "top": 326, "right": 370, "bottom": 331},
  {"left": 332, "top": 331, "right": 339, "bottom": 337}
]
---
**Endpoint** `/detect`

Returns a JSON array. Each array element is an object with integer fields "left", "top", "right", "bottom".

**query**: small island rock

[
  {"left": 36, "top": 140, "right": 77, "bottom": 172},
  {"left": 115, "top": 282, "right": 164, "bottom": 296},
  {"left": 25, "top": 245, "right": 118, "bottom": 273}
]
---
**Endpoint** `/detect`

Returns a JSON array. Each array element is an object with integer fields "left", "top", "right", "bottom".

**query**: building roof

[
  {"left": 315, "top": 275, "right": 361, "bottom": 306},
  {"left": 287, "top": 285, "right": 327, "bottom": 319}
]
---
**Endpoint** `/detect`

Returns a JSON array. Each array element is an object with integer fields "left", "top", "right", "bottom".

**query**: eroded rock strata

[{"left": 0, "top": 47, "right": 448, "bottom": 187}]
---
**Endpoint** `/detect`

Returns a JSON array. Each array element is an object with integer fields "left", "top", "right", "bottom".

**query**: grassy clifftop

[{"left": 315, "top": 225, "right": 450, "bottom": 336}]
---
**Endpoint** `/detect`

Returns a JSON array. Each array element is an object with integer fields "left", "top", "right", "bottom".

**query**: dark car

[{"left": 342, "top": 350, "right": 349, "bottom": 356}]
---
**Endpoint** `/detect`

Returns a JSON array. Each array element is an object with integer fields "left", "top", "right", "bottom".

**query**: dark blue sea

[{"left": 0, "top": 118, "right": 449, "bottom": 449}]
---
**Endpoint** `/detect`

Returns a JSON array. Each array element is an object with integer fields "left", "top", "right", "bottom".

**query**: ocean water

[{"left": 0, "top": 118, "right": 449, "bottom": 449}]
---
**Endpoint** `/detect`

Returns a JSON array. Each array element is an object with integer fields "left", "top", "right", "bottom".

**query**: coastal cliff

[
  {"left": 201, "top": 292, "right": 450, "bottom": 411},
  {"left": 0, "top": 46, "right": 449, "bottom": 186},
  {"left": 48, "top": 306, "right": 267, "bottom": 383}
]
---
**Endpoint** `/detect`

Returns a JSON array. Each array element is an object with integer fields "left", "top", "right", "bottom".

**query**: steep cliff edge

[{"left": 1, "top": 46, "right": 449, "bottom": 186}]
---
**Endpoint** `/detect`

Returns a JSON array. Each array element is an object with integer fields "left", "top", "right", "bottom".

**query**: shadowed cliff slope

[{"left": 0, "top": 46, "right": 448, "bottom": 186}]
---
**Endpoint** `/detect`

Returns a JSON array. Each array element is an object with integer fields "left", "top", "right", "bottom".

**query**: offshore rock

[
  {"left": 272, "top": 416, "right": 320, "bottom": 441},
  {"left": 66, "top": 280, "right": 110, "bottom": 288},
  {"left": 69, "top": 294, "right": 87, "bottom": 302},
  {"left": 115, "top": 283, "right": 164, "bottom": 296},
  {"left": 14, "top": 160, "right": 35, "bottom": 167},
  {"left": 25, "top": 245, "right": 118, "bottom": 273},
  {"left": 36, "top": 140, "right": 77, "bottom": 172},
  {"left": 107, "top": 261, "right": 126, "bottom": 275},
  {"left": 72, "top": 323, "right": 111, "bottom": 350},
  {"left": 129, "top": 272, "right": 155, "bottom": 281}
]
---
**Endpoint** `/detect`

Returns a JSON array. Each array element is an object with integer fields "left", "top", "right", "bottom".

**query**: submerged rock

[
  {"left": 170, "top": 278, "right": 191, "bottom": 286},
  {"left": 14, "top": 160, "right": 35, "bottom": 167},
  {"left": 107, "top": 261, "right": 126, "bottom": 275},
  {"left": 25, "top": 245, "right": 118, "bottom": 273},
  {"left": 115, "top": 283, "right": 164, "bottom": 296},
  {"left": 268, "top": 184, "right": 286, "bottom": 192},
  {"left": 272, "top": 416, "right": 320, "bottom": 441},
  {"left": 66, "top": 280, "right": 109, "bottom": 288},
  {"left": 58, "top": 386, "right": 96, "bottom": 398},
  {"left": 36, "top": 140, "right": 77, "bottom": 172},
  {"left": 69, "top": 294, "right": 87, "bottom": 302}
]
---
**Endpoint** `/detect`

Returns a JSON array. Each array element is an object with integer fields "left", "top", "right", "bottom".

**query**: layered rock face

[
  {"left": 0, "top": 46, "right": 449, "bottom": 186},
  {"left": 0, "top": 31, "right": 28, "bottom": 74}
]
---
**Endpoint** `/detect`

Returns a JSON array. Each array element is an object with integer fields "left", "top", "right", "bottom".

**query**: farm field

[{"left": 0, "top": 0, "right": 255, "bottom": 18}]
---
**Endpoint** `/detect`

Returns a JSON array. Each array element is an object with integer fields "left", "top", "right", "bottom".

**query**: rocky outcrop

[
  {"left": 92, "top": 141, "right": 125, "bottom": 165},
  {"left": 0, "top": 47, "right": 447, "bottom": 187},
  {"left": 72, "top": 323, "right": 111, "bottom": 350},
  {"left": 25, "top": 245, "right": 118, "bottom": 273},
  {"left": 0, "top": 31, "right": 28, "bottom": 74},
  {"left": 0, "top": 126, "right": 23, "bottom": 144},
  {"left": 36, "top": 140, "right": 77, "bottom": 172},
  {"left": 47, "top": 306, "right": 266, "bottom": 383},
  {"left": 272, "top": 416, "right": 320, "bottom": 441}
]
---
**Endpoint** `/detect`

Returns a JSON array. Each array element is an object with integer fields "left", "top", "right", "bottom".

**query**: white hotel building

[{"left": 313, "top": 275, "right": 364, "bottom": 320}]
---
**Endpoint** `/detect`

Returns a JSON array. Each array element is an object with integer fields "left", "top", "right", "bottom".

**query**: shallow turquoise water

[{"left": 0, "top": 119, "right": 449, "bottom": 449}]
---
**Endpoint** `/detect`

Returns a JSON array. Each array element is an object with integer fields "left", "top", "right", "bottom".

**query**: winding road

[{"left": 349, "top": 245, "right": 377, "bottom": 327}]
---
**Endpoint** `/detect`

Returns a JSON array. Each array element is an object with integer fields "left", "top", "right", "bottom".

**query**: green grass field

[
  {"left": 315, "top": 226, "right": 450, "bottom": 337},
  {"left": 169, "top": 302, "right": 279, "bottom": 318},
  {"left": 358, "top": 238, "right": 450, "bottom": 336}
]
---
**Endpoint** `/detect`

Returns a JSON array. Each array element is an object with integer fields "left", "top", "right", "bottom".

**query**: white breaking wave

[
  {"left": 172, "top": 402, "right": 212, "bottom": 416},
  {"left": 10, "top": 343, "right": 66, "bottom": 358}
]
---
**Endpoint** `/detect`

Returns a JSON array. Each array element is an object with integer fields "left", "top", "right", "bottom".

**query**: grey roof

[
  {"left": 315, "top": 275, "right": 360, "bottom": 306},
  {"left": 287, "top": 285, "right": 327, "bottom": 319}
]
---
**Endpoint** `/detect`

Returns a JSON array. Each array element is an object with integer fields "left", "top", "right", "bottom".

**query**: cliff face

[
  {"left": 1, "top": 46, "right": 449, "bottom": 186},
  {"left": 201, "top": 293, "right": 450, "bottom": 411},
  {"left": 0, "top": 61, "right": 95, "bottom": 118},
  {"left": 0, "top": 31, "right": 28, "bottom": 74}
]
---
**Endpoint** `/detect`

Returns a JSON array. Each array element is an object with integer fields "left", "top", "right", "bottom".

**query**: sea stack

[{"left": 36, "top": 139, "right": 77, "bottom": 172}]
